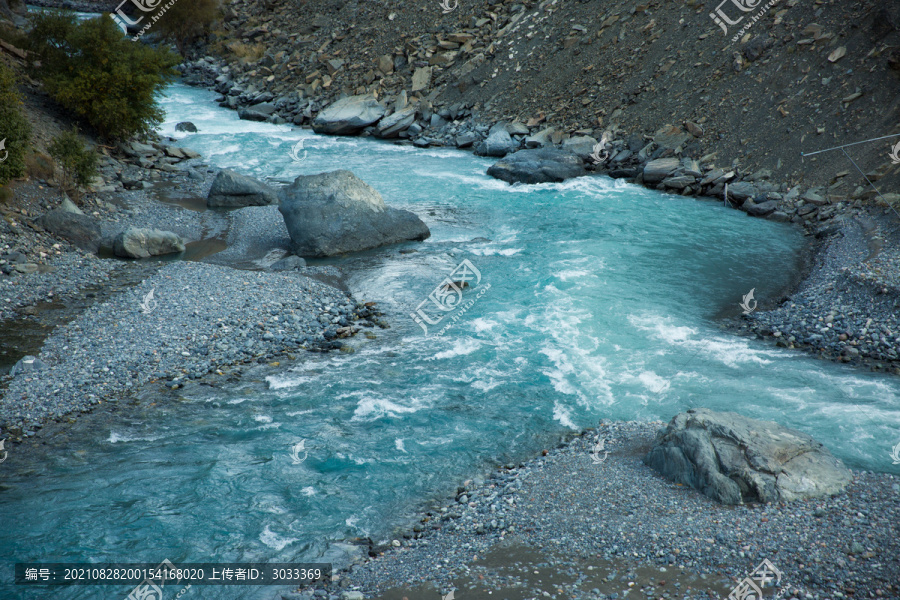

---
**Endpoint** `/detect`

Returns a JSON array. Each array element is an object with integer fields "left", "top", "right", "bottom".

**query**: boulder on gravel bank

[
  {"left": 35, "top": 209, "right": 102, "bottom": 253},
  {"left": 486, "top": 148, "right": 587, "bottom": 184},
  {"left": 311, "top": 94, "right": 386, "bottom": 135},
  {"left": 644, "top": 408, "right": 852, "bottom": 505},
  {"left": 207, "top": 169, "right": 278, "bottom": 208},
  {"left": 113, "top": 227, "right": 185, "bottom": 258},
  {"left": 278, "top": 170, "right": 430, "bottom": 257}
]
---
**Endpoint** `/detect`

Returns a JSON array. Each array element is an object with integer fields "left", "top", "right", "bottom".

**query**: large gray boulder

[
  {"left": 113, "top": 227, "right": 185, "bottom": 258},
  {"left": 561, "top": 136, "right": 599, "bottom": 160},
  {"left": 278, "top": 170, "right": 430, "bottom": 257},
  {"left": 207, "top": 169, "right": 278, "bottom": 208},
  {"left": 474, "top": 125, "right": 519, "bottom": 157},
  {"left": 312, "top": 95, "right": 386, "bottom": 135},
  {"left": 486, "top": 148, "right": 587, "bottom": 184},
  {"left": 644, "top": 408, "right": 852, "bottom": 505},
  {"left": 10, "top": 355, "right": 47, "bottom": 378},
  {"left": 35, "top": 209, "right": 102, "bottom": 253}
]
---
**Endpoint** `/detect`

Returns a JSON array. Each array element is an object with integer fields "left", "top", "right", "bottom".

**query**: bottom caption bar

[{"left": 15, "top": 562, "right": 331, "bottom": 585}]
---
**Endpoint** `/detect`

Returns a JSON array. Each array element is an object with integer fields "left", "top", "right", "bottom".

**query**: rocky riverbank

[{"left": 291, "top": 421, "right": 899, "bottom": 600}]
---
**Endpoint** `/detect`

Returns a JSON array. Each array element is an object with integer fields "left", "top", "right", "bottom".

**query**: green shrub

[
  {"left": 0, "top": 62, "right": 32, "bottom": 185},
  {"left": 26, "top": 12, "right": 180, "bottom": 141},
  {"left": 153, "top": 0, "right": 220, "bottom": 54},
  {"left": 48, "top": 128, "right": 98, "bottom": 198}
]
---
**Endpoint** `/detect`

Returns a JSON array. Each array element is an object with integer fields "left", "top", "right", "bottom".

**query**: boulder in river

[
  {"left": 474, "top": 124, "right": 519, "bottom": 157},
  {"left": 644, "top": 408, "right": 852, "bottom": 505},
  {"left": 486, "top": 148, "right": 587, "bottom": 184},
  {"left": 113, "top": 227, "right": 185, "bottom": 258},
  {"left": 207, "top": 169, "right": 278, "bottom": 208},
  {"left": 175, "top": 122, "right": 198, "bottom": 132},
  {"left": 311, "top": 94, "right": 386, "bottom": 135},
  {"left": 278, "top": 170, "right": 430, "bottom": 257},
  {"left": 375, "top": 106, "right": 417, "bottom": 138},
  {"left": 35, "top": 209, "right": 102, "bottom": 253}
]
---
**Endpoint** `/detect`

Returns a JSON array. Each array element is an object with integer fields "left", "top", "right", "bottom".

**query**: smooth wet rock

[
  {"left": 207, "top": 169, "right": 278, "bottom": 208},
  {"left": 486, "top": 148, "right": 587, "bottom": 184},
  {"left": 744, "top": 199, "right": 779, "bottom": 217},
  {"left": 175, "top": 121, "right": 198, "bottom": 132},
  {"left": 35, "top": 209, "right": 102, "bottom": 253},
  {"left": 113, "top": 227, "right": 185, "bottom": 258},
  {"left": 278, "top": 170, "right": 430, "bottom": 257},
  {"left": 644, "top": 408, "right": 852, "bottom": 505},
  {"left": 312, "top": 94, "right": 386, "bottom": 135}
]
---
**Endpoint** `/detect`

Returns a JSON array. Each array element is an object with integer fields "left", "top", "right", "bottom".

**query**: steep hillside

[{"left": 198, "top": 0, "right": 899, "bottom": 200}]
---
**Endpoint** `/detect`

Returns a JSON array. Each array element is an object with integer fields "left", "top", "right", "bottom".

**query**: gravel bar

[
  {"left": 0, "top": 260, "right": 384, "bottom": 437},
  {"left": 305, "top": 421, "right": 898, "bottom": 600}
]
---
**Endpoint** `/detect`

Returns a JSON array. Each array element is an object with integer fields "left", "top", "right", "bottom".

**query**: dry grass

[
  {"left": 227, "top": 41, "right": 266, "bottom": 63},
  {"left": 25, "top": 152, "right": 56, "bottom": 182}
]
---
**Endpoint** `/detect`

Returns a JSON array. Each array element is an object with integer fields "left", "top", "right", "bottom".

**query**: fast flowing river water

[{"left": 2, "top": 83, "right": 899, "bottom": 600}]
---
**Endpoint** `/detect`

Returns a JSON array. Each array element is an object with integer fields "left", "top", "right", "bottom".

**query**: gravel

[
  {"left": 0, "top": 260, "right": 383, "bottom": 438},
  {"left": 302, "top": 421, "right": 899, "bottom": 600},
  {"left": 734, "top": 209, "right": 900, "bottom": 373}
]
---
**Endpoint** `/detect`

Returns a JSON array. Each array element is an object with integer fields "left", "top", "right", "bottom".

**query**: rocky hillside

[{"left": 180, "top": 0, "right": 899, "bottom": 207}]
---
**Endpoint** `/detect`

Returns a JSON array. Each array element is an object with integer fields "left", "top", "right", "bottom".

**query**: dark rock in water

[
  {"left": 238, "top": 103, "right": 276, "bottom": 122},
  {"left": 10, "top": 355, "right": 47, "bottom": 377},
  {"left": 113, "top": 227, "right": 185, "bottom": 258},
  {"left": 312, "top": 94, "right": 386, "bottom": 135},
  {"left": 278, "top": 170, "right": 430, "bottom": 257},
  {"left": 207, "top": 169, "right": 278, "bottom": 208},
  {"left": 486, "top": 148, "right": 587, "bottom": 184},
  {"left": 456, "top": 133, "right": 478, "bottom": 148},
  {"left": 608, "top": 168, "right": 637, "bottom": 179},
  {"left": 270, "top": 255, "right": 307, "bottom": 271},
  {"left": 35, "top": 209, "right": 102, "bottom": 253},
  {"left": 175, "top": 121, "right": 198, "bottom": 132},
  {"left": 644, "top": 408, "right": 852, "bottom": 505}
]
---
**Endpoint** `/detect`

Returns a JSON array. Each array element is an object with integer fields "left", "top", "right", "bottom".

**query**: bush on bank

[
  {"left": 0, "top": 61, "right": 32, "bottom": 185},
  {"left": 25, "top": 12, "right": 180, "bottom": 141}
]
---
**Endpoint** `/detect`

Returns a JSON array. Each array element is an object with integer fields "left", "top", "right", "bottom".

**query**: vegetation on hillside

[
  {"left": 25, "top": 12, "right": 180, "bottom": 141},
  {"left": 152, "top": 0, "right": 221, "bottom": 54},
  {"left": 48, "top": 128, "right": 98, "bottom": 199},
  {"left": 0, "top": 61, "right": 32, "bottom": 186}
]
